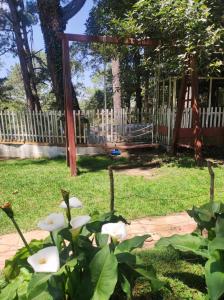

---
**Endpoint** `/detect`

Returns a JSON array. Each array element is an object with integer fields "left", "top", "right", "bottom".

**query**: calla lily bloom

[
  {"left": 70, "top": 215, "right": 91, "bottom": 230},
  {"left": 60, "top": 197, "right": 83, "bottom": 209},
  {"left": 101, "top": 221, "right": 127, "bottom": 241},
  {"left": 27, "top": 246, "right": 60, "bottom": 273},
  {"left": 38, "top": 213, "right": 65, "bottom": 232}
]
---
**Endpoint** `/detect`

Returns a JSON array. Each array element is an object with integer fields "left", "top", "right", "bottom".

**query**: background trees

[
  {"left": 37, "top": 0, "right": 87, "bottom": 111},
  {"left": 1, "top": 0, "right": 41, "bottom": 110},
  {"left": 0, "top": 0, "right": 224, "bottom": 111}
]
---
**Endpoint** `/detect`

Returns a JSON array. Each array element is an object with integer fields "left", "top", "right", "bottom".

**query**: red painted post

[
  {"left": 62, "top": 36, "right": 77, "bottom": 176},
  {"left": 172, "top": 75, "right": 187, "bottom": 154},
  {"left": 191, "top": 55, "right": 202, "bottom": 162}
]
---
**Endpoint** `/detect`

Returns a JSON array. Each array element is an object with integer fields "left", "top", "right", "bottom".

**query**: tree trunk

[
  {"left": 37, "top": 0, "right": 82, "bottom": 111},
  {"left": 7, "top": 0, "right": 41, "bottom": 111},
  {"left": 134, "top": 51, "right": 142, "bottom": 110},
  {"left": 111, "top": 58, "right": 121, "bottom": 111},
  {"left": 143, "top": 47, "right": 150, "bottom": 109}
]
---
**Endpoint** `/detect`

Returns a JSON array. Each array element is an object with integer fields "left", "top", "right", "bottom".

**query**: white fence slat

[
  {"left": 222, "top": 108, "right": 224, "bottom": 127},
  {"left": 206, "top": 107, "right": 210, "bottom": 128},
  {"left": 209, "top": 107, "right": 213, "bottom": 128},
  {"left": 213, "top": 107, "right": 218, "bottom": 127},
  {"left": 202, "top": 108, "right": 205, "bottom": 128},
  {"left": 218, "top": 107, "right": 222, "bottom": 127},
  {"left": 1, "top": 107, "right": 224, "bottom": 146}
]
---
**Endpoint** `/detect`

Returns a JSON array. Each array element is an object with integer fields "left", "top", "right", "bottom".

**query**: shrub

[{"left": 157, "top": 201, "right": 224, "bottom": 300}]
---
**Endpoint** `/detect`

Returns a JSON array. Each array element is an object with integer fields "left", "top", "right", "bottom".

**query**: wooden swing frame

[
  {"left": 59, "top": 33, "right": 158, "bottom": 176},
  {"left": 59, "top": 33, "right": 202, "bottom": 176}
]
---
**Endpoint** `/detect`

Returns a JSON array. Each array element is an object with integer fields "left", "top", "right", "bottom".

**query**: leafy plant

[
  {"left": 156, "top": 201, "right": 224, "bottom": 300},
  {"left": 0, "top": 190, "right": 163, "bottom": 300}
]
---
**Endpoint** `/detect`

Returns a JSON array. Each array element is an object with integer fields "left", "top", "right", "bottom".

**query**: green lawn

[
  {"left": 135, "top": 248, "right": 206, "bottom": 299},
  {"left": 0, "top": 155, "right": 224, "bottom": 235}
]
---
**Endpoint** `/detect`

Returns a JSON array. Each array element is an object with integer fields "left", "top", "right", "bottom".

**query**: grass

[
  {"left": 134, "top": 248, "right": 206, "bottom": 299},
  {"left": 1, "top": 154, "right": 224, "bottom": 235}
]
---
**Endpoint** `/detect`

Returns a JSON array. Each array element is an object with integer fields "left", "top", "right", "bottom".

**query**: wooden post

[
  {"left": 108, "top": 166, "right": 115, "bottom": 212},
  {"left": 207, "top": 161, "right": 214, "bottom": 202},
  {"left": 62, "top": 37, "right": 77, "bottom": 176},
  {"left": 191, "top": 54, "right": 202, "bottom": 162},
  {"left": 172, "top": 75, "right": 187, "bottom": 154}
]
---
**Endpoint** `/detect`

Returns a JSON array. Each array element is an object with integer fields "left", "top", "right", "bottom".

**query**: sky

[{"left": 0, "top": 0, "right": 95, "bottom": 84}]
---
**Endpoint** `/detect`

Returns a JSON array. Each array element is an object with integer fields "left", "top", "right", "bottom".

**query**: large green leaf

[
  {"left": 215, "top": 217, "right": 224, "bottom": 238},
  {"left": 0, "top": 276, "right": 23, "bottom": 300},
  {"left": 115, "top": 235, "right": 150, "bottom": 254},
  {"left": 187, "top": 202, "right": 221, "bottom": 231},
  {"left": 89, "top": 245, "right": 118, "bottom": 300},
  {"left": 95, "top": 233, "right": 109, "bottom": 248},
  {"left": 156, "top": 234, "right": 209, "bottom": 258},
  {"left": 120, "top": 273, "right": 131, "bottom": 298},
  {"left": 27, "top": 273, "right": 53, "bottom": 300},
  {"left": 28, "top": 273, "right": 65, "bottom": 300},
  {"left": 209, "top": 237, "right": 224, "bottom": 252},
  {"left": 205, "top": 250, "right": 224, "bottom": 300},
  {"left": 116, "top": 252, "right": 136, "bottom": 265},
  {"left": 133, "top": 256, "right": 164, "bottom": 291},
  {"left": 0, "top": 267, "right": 32, "bottom": 300}
]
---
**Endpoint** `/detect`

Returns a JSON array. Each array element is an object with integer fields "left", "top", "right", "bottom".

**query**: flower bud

[
  {"left": 0, "top": 202, "right": 14, "bottom": 219},
  {"left": 61, "top": 189, "right": 70, "bottom": 207}
]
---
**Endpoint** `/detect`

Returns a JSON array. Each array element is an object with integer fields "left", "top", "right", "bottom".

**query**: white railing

[
  {"left": 0, "top": 109, "right": 154, "bottom": 145},
  {"left": 1, "top": 107, "right": 223, "bottom": 146},
  {"left": 157, "top": 106, "right": 224, "bottom": 146}
]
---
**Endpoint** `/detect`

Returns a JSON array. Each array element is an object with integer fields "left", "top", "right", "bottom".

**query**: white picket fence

[
  {"left": 157, "top": 106, "right": 224, "bottom": 146},
  {"left": 0, "top": 109, "right": 154, "bottom": 145},
  {"left": 0, "top": 107, "right": 223, "bottom": 146}
]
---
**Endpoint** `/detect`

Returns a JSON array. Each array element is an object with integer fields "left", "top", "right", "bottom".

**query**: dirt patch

[{"left": 115, "top": 166, "right": 160, "bottom": 179}]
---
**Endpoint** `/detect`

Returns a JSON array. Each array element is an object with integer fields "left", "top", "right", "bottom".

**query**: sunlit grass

[
  {"left": 135, "top": 248, "right": 206, "bottom": 299},
  {"left": 0, "top": 155, "right": 224, "bottom": 235}
]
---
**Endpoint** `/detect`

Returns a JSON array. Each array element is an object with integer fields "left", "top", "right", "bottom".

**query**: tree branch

[{"left": 62, "top": 0, "right": 87, "bottom": 23}]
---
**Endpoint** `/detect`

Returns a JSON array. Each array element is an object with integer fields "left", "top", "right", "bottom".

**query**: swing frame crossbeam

[
  {"left": 59, "top": 33, "right": 158, "bottom": 176},
  {"left": 60, "top": 33, "right": 202, "bottom": 176}
]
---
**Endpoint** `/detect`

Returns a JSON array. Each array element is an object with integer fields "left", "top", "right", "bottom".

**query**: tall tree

[
  {"left": 37, "top": 0, "right": 87, "bottom": 111},
  {"left": 1, "top": 0, "right": 41, "bottom": 110},
  {"left": 86, "top": 0, "right": 139, "bottom": 110}
]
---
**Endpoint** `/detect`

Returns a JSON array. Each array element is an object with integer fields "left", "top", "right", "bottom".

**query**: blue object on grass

[{"left": 111, "top": 148, "right": 121, "bottom": 156}]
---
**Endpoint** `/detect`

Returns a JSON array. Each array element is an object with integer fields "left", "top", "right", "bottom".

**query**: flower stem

[
  {"left": 50, "top": 232, "right": 56, "bottom": 246},
  {"left": 66, "top": 208, "right": 72, "bottom": 228},
  {"left": 11, "top": 217, "right": 33, "bottom": 255}
]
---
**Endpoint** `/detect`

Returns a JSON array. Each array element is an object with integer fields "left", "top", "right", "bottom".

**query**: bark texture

[
  {"left": 8, "top": 0, "right": 41, "bottom": 111},
  {"left": 111, "top": 58, "right": 121, "bottom": 111},
  {"left": 37, "top": 0, "right": 86, "bottom": 111}
]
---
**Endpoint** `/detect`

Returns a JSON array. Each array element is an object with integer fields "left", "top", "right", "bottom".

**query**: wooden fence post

[
  {"left": 207, "top": 161, "right": 214, "bottom": 202},
  {"left": 108, "top": 166, "right": 115, "bottom": 212}
]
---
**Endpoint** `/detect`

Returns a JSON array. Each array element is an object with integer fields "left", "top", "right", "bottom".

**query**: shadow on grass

[
  {"left": 77, "top": 155, "right": 129, "bottom": 173},
  {"left": 164, "top": 155, "right": 213, "bottom": 169},
  {"left": 166, "top": 272, "right": 206, "bottom": 293},
  {"left": 0, "top": 155, "right": 130, "bottom": 174},
  {"left": 0, "top": 156, "right": 66, "bottom": 167}
]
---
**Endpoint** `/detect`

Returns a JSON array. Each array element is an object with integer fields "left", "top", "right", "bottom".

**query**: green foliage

[
  {"left": 0, "top": 206, "right": 162, "bottom": 299},
  {"left": 157, "top": 201, "right": 224, "bottom": 300},
  {"left": 3, "top": 58, "right": 56, "bottom": 111},
  {"left": 124, "top": 0, "right": 224, "bottom": 76}
]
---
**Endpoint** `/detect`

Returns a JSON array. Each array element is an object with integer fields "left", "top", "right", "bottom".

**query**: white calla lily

[
  {"left": 101, "top": 221, "right": 127, "bottom": 241},
  {"left": 70, "top": 215, "right": 91, "bottom": 230},
  {"left": 60, "top": 197, "right": 83, "bottom": 209},
  {"left": 37, "top": 213, "right": 65, "bottom": 232},
  {"left": 27, "top": 246, "right": 60, "bottom": 273}
]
